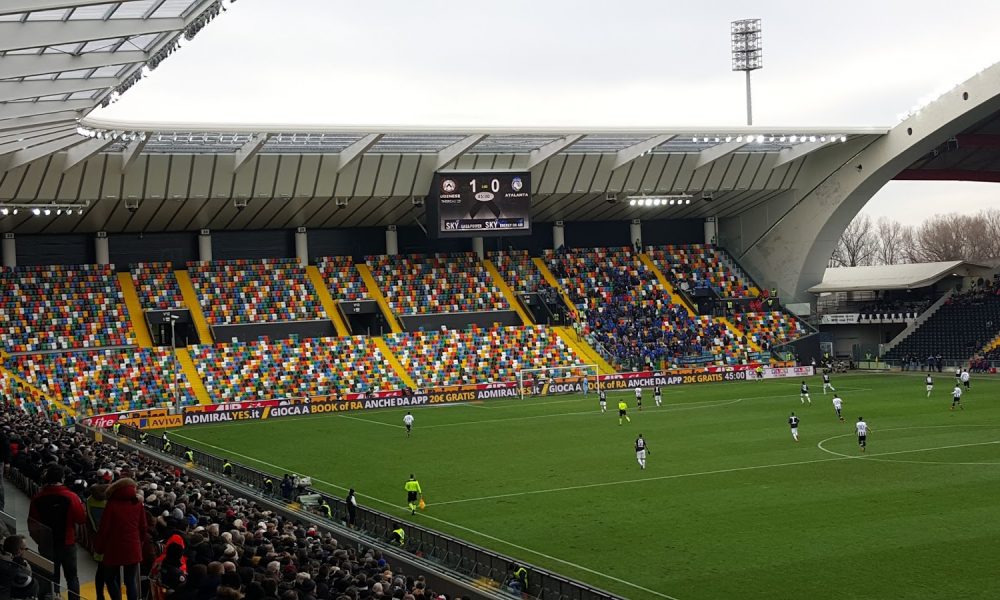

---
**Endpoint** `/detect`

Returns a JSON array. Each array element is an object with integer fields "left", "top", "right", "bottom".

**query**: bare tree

[
  {"left": 913, "top": 214, "right": 966, "bottom": 262},
  {"left": 874, "top": 217, "right": 911, "bottom": 265},
  {"left": 831, "top": 214, "right": 877, "bottom": 267}
]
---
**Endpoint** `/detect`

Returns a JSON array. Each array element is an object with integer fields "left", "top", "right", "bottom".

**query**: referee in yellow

[
  {"left": 618, "top": 399, "right": 631, "bottom": 425},
  {"left": 404, "top": 474, "right": 422, "bottom": 515}
]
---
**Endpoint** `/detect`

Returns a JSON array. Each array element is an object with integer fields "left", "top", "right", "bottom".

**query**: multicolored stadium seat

[
  {"left": 487, "top": 249, "right": 548, "bottom": 293},
  {"left": 367, "top": 253, "right": 508, "bottom": 315},
  {"left": 0, "top": 264, "right": 135, "bottom": 352},
  {"left": 130, "top": 261, "right": 185, "bottom": 310},
  {"left": 647, "top": 244, "right": 755, "bottom": 298},
  {"left": 0, "top": 369, "right": 60, "bottom": 421},
  {"left": 384, "top": 324, "right": 580, "bottom": 387},
  {"left": 189, "top": 336, "right": 403, "bottom": 401},
  {"left": 316, "top": 256, "right": 367, "bottom": 301},
  {"left": 6, "top": 348, "right": 195, "bottom": 415},
  {"left": 187, "top": 258, "right": 322, "bottom": 325},
  {"left": 732, "top": 311, "right": 806, "bottom": 348}
]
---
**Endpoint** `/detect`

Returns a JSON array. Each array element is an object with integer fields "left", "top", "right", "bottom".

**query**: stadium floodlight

[
  {"left": 626, "top": 194, "right": 694, "bottom": 207},
  {"left": 731, "top": 18, "right": 762, "bottom": 126}
]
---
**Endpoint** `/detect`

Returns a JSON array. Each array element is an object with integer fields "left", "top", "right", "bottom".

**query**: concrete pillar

[
  {"left": 95, "top": 231, "right": 109, "bottom": 265},
  {"left": 2, "top": 233, "right": 15, "bottom": 268},
  {"left": 553, "top": 221, "right": 565, "bottom": 250},
  {"left": 704, "top": 217, "right": 718, "bottom": 245},
  {"left": 198, "top": 229, "right": 213, "bottom": 262},
  {"left": 295, "top": 227, "right": 309, "bottom": 267},
  {"left": 629, "top": 219, "right": 642, "bottom": 250},
  {"left": 471, "top": 236, "right": 484, "bottom": 259},
  {"left": 385, "top": 225, "right": 398, "bottom": 256}
]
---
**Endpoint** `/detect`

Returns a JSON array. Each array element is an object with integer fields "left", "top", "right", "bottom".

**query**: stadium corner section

[
  {"left": 305, "top": 265, "right": 350, "bottom": 336},
  {"left": 531, "top": 257, "right": 580, "bottom": 318},
  {"left": 117, "top": 272, "right": 153, "bottom": 347},
  {"left": 482, "top": 259, "right": 533, "bottom": 325},
  {"left": 174, "top": 270, "right": 214, "bottom": 344},
  {"left": 355, "top": 263, "right": 403, "bottom": 334}
]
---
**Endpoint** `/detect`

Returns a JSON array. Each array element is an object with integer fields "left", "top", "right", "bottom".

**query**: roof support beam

[
  {"left": 0, "top": 0, "right": 138, "bottom": 16},
  {"left": 0, "top": 19, "right": 184, "bottom": 52},
  {"left": 0, "top": 134, "right": 82, "bottom": 172},
  {"left": 60, "top": 136, "right": 116, "bottom": 172},
  {"left": 233, "top": 133, "right": 272, "bottom": 171},
  {"left": 121, "top": 135, "right": 148, "bottom": 171},
  {"left": 0, "top": 100, "right": 92, "bottom": 121},
  {"left": 612, "top": 134, "right": 673, "bottom": 170},
  {"left": 771, "top": 141, "right": 829, "bottom": 169},
  {"left": 0, "top": 52, "right": 145, "bottom": 80},
  {"left": 335, "top": 133, "right": 382, "bottom": 172},
  {"left": 0, "top": 78, "right": 119, "bottom": 103},
  {"left": 0, "top": 112, "right": 80, "bottom": 132},
  {"left": 0, "top": 128, "right": 79, "bottom": 157},
  {"left": 436, "top": 134, "right": 486, "bottom": 170},
  {"left": 0, "top": 123, "right": 75, "bottom": 146},
  {"left": 694, "top": 140, "right": 748, "bottom": 170},
  {"left": 893, "top": 169, "right": 1000, "bottom": 183},
  {"left": 519, "top": 134, "right": 585, "bottom": 169}
]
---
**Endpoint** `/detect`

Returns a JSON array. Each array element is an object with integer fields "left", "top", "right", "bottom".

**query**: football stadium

[{"left": 1, "top": 2, "right": 999, "bottom": 600}]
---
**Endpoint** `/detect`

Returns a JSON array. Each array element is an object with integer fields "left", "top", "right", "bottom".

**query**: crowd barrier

[{"left": 111, "top": 425, "right": 624, "bottom": 600}]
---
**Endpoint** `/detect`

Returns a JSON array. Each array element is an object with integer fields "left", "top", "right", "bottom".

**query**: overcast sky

[{"left": 93, "top": 0, "right": 1000, "bottom": 223}]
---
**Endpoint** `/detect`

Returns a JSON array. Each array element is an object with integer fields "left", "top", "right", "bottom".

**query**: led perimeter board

[{"left": 427, "top": 172, "right": 531, "bottom": 238}]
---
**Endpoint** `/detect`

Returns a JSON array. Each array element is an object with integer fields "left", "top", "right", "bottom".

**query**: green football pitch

[{"left": 169, "top": 372, "right": 1000, "bottom": 600}]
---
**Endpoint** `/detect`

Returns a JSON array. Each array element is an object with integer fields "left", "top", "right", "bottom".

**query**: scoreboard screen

[{"left": 427, "top": 172, "right": 531, "bottom": 238}]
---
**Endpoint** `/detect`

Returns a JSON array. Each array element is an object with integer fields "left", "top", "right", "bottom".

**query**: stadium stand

[
  {"left": 316, "top": 255, "right": 368, "bottom": 301},
  {"left": 647, "top": 244, "right": 756, "bottom": 297},
  {"left": 129, "top": 262, "right": 185, "bottom": 310},
  {"left": 487, "top": 249, "right": 550, "bottom": 294},
  {"left": 5, "top": 348, "right": 196, "bottom": 415},
  {"left": 366, "top": 253, "right": 508, "bottom": 315},
  {"left": 189, "top": 336, "right": 404, "bottom": 401},
  {"left": 384, "top": 324, "right": 580, "bottom": 387},
  {"left": 187, "top": 258, "right": 322, "bottom": 325},
  {"left": 886, "top": 286, "right": 1000, "bottom": 361},
  {"left": 544, "top": 247, "right": 753, "bottom": 368},
  {"left": 732, "top": 311, "right": 808, "bottom": 350},
  {"left": 0, "top": 411, "right": 451, "bottom": 600},
  {"left": 0, "top": 264, "right": 135, "bottom": 353}
]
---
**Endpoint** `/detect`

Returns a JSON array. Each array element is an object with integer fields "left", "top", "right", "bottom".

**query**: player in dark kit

[
  {"left": 599, "top": 389, "right": 607, "bottom": 413},
  {"left": 654, "top": 385, "right": 662, "bottom": 407},
  {"left": 788, "top": 412, "right": 800, "bottom": 442},
  {"left": 635, "top": 434, "right": 649, "bottom": 469}
]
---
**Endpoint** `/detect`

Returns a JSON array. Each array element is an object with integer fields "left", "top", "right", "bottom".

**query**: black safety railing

[{"left": 117, "top": 425, "right": 624, "bottom": 600}]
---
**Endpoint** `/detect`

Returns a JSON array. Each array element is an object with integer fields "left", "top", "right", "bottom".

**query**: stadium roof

[{"left": 807, "top": 261, "right": 987, "bottom": 293}]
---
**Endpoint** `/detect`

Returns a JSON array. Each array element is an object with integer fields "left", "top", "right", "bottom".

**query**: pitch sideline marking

[
  {"left": 167, "top": 431, "right": 681, "bottom": 600},
  {"left": 816, "top": 425, "right": 1000, "bottom": 465}
]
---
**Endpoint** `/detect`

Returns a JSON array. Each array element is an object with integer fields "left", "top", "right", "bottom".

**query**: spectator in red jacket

[
  {"left": 95, "top": 477, "right": 148, "bottom": 600},
  {"left": 28, "top": 464, "right": 86, "bottom": 600}
]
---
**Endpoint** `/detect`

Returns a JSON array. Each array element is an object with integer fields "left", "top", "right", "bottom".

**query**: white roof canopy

[{"left": 808, "top": 261, "right": 986, "bottom": 293}]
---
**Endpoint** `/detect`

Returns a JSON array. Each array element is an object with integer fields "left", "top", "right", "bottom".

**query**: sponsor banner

[
  {"left": 184, "top": 400, "right": 281, "bottom": 414},
  {"left": 118, "top": 414, "right": 184, "bottom": 430},
  {"left": 761, "top": 366, "right": 815, "bottom": 379},
  {"left": 83, "top": 407, "right": 168, "bottom": 428},
  {"left": 820, "top": 313, "right": 860, "bottom": 325}
]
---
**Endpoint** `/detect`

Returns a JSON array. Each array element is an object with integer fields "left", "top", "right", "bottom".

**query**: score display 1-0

[{"left": 428, "top": 172, "right": 532, "bottom": 238}]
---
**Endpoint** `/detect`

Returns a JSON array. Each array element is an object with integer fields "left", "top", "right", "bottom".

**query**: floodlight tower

[{"left": 731, "top": 18, "right": 763, "bottom": 126}]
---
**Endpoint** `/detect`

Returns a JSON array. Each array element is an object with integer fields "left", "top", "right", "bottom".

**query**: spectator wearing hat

[
  {"left": 95, "top": 477, "right": 149, "bottom": 600},
  {"left": 28, "top": 464, "right": 86, "bottom": 600}
]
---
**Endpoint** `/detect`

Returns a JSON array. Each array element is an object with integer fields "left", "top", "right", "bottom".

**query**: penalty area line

[{"left": 167, "top": 431, "right": 681, "bottom": 600}]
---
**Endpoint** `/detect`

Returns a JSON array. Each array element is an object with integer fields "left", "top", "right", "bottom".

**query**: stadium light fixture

[
  {"left": 1, "top": 202, "right": 89, "bottom": 217},
  {"left": 731, "top": 18, "right": 763, "bottom": 126},
  {"left": 626, "top": 194, "right": 694, "bottom": 207}
]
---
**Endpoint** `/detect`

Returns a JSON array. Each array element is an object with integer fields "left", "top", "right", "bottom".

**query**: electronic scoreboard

[{"left": 426, "top": 172, "right": 531, "bottom": 238}]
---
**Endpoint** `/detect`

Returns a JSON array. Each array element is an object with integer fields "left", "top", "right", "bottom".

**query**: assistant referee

[{"left": 404, "top": 474, "right": 422, "bottom": 515}]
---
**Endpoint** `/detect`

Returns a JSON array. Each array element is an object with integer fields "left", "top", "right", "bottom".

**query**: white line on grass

[
  {"left": 816, "top": 425, "right": 1000, "bottom": 465},
  {"left": 167, "top": 431, "right": 681, "bottom": 600}
]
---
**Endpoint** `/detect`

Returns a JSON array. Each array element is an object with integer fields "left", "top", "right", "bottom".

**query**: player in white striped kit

[{"left": 856, "top": 417, "right": 870, "bottom": 452}]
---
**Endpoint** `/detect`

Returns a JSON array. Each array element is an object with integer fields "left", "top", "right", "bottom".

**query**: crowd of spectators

[
  {"left": 899, "top": 353, "right": 946, "bottom": 372},
  {"left": 0, "top": 410, "right": 467, "bottom": 600}
]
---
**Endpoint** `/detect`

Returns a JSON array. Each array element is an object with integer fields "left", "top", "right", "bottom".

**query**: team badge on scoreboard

[
  {"left": 511, "top": 176, "right": 524, "bottom": 192},
  {"left": 442, "top": 179, "right": 457, "bottom": 193}
]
